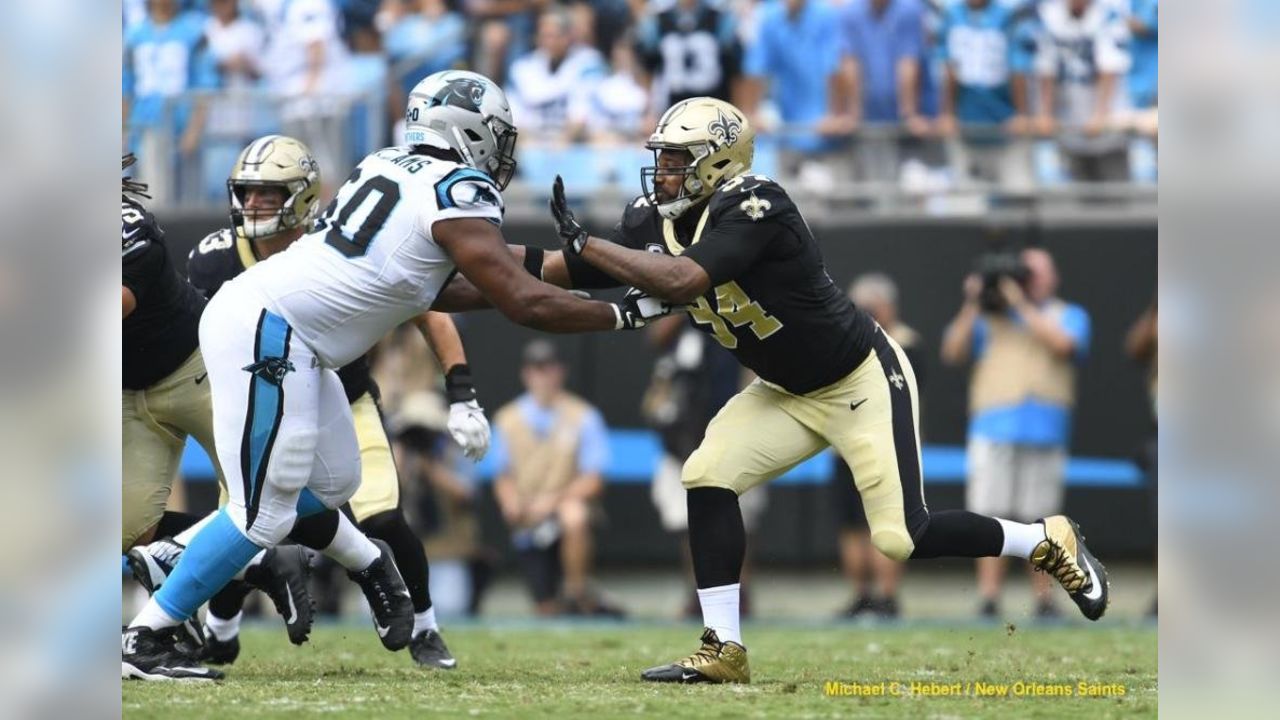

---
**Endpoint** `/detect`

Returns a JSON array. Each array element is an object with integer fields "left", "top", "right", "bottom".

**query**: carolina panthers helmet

[
  {"left": 404, "top": 70, "right": 518, "bottom": 189},
  {"left": 227, "top": 135, "right": 321, "bottom": 239},
  {"left": 642, "top": 97, "right": 754, "bottom": 219}
]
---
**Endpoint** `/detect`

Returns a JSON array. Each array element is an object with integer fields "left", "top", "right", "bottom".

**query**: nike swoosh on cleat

[
  {"left": 375, "top": 622, "right": 392, "bottom": 638},
  {"left": 681, "top": 671, "right": 700, "bottom": 681},
  {"left": 284, "top": 590, "right": 298, "bottom": 625},
  {"left": 1081, "top": 558, "right": 1103, "bottom": 601}
]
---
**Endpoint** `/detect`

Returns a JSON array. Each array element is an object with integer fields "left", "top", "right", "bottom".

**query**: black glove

[
  {"left": 612, "top": 287, "right": 688, "bottom": 330},
  {"left": 549, "top": 175, "right": 589, "bottom": 255}
]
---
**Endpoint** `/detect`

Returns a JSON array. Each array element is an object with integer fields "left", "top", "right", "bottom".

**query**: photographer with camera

[{"left": 941, "top": 246, "right": 1091, "bottom": 619}]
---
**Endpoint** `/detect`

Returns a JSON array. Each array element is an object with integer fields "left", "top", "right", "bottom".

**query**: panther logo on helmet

[
  {"left": 430, "top": 78, "right": 487, "bottom": 113},
  {"left": 707, "top": 109, "right": 743, "bottom": 147}
]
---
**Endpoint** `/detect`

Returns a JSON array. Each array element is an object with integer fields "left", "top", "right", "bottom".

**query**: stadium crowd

[{"left": 124, "top": 0, "right": 1158, "bottom": 205}]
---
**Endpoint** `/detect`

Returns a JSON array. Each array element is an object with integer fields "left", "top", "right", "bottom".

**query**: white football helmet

[{"left": 404, "top": 70, "right": 518, "bottom": 189}]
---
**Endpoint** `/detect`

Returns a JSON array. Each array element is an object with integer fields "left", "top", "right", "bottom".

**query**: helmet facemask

[
  {"left": 641, "top": 144, "right": 713, "bottom": 220},
  {"left": 485, "top": 116, "right": 519, "bottom": 189},
  {"left": 228, "top": 179, "right": 310, "bottom": 240}
]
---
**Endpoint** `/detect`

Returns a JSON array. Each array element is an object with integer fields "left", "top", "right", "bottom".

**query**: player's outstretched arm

[
  {"left": 434, "top": 217, "right": 658, "bottom": 332},
  {"left": 549, "top": 177, "right": 710, "bottom": 303},
  {"left": 433, "top": 244, "right": 579, "bottom": 312}
]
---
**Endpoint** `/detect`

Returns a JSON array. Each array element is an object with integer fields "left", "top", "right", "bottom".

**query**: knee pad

[
  {"left": 267, "top": 427, "right": 319, "bottom": 492},
  {"left": 871, "top": 528, "right": 915, "bottom": 562}
]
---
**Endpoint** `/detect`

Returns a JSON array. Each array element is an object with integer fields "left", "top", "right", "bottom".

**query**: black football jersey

[
  {"left": 186, "top": 228, "right": 377, "bottom": 404},
  {"left": 122, "top": 198, "right": 206, "bottom": 390},
  {"left": 569, "top": 176, "right": 877, "bottom": 395},
  {"left": 637, "top": 4, "right": 742, "bottom": 109}
]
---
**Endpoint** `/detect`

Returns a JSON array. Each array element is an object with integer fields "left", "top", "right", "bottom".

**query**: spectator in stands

[
  {"left": 468, "top": 0, "right": 538, "bottom": 87},
  {"left": 831, "top": 273, "right": 919, "bottom": 619},
  {"left": 642, "top": 316, "right": 765, "bottom": 620},
  {"left": 1033, "top": 0, "right": 1133, "bottom": 181},
  {"left": 381, "top": 0, "right": 469, "bottom": 141},
  {"left": 636, "top": 0, "right": 743, "bottom": 112},
  {"left": 506, "top": 6, "right": 607, "bottom": 143},
  {"left": 935, "top": 0, "right": 1034, "bottom": 191},
  {"left": 581, "top": 35, "right": 651, "bottom": 145},
  {"left": 1128, "top": 0, "right": 1158, "bottom": 112},
  {"left": 491, "top": 340, "right": 622, "bottom": 617},
  {"left": 741, "top": 0, "right": 853, "bottom": 189},
  {"left": 338, "top": 0, "right": 384, "bottom": 52},
  {"left": 254, "top": 0, "right": 355, "bottom": 200},
  {"left": 392, "top": 392, "right": 491, "bottom": 618},
  {"left": 941, "top": 247, "right": 1091, "bottom": 620},
  {"left": 204, "top": 0, "right": 265, "bottom": 147},
  {"left": 834, "top": 0, "right": 935, "bottom": 181},
  {"left": 122, "top": 0, "right": 219, "bottom": 205}
]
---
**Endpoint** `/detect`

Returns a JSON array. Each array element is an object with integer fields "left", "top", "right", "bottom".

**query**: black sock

[
  {"left": 288, "top": 508, "right": 341, "bottom": 551},
  {"left": 909, "top": 510, "right": 1003, "bottom": 559},
  {"left": 361, "top": 510, "right": 432, "bottom": 613},
  {"left": 687, "top": 487, "right": 745, "bottom": 589},
  {"left": 154, "top": 510, "right": 202, "bottom": 540},
  {"left": 208, "top": 580, "right": 252, "bottom": 621}
]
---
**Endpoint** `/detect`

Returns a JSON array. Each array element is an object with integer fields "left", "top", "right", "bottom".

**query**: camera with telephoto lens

[{"left": 973, "top": 249, "right": 1030, "bottom": 313}]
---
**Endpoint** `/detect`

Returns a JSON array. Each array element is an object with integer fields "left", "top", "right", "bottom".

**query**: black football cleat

[
  {"left": 641, "top": 628, "right": 749, "bottom": 684},
  {"left": 244, "top": 545, "right": 314, "bottom": 645},
  {"left": 1032, "top": 515, "right": 1110, "bottom": 621},
  {"left": 126, "top": 539, "right": 206, "bottom": 654},
  {"left": 409, "top": 629, "right": 458, "bottom": 669},
  {"left": 201, "top": 631, "right": 241, "bottom": 665},
  {"left": 347, "top": 539, "right": 414, "bottom": 651},
  {"left": 122, "top": 626, "right": 223, "bottom": 682}
]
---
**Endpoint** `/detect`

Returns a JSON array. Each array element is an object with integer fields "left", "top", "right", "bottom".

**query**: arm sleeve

[
  {"left": 681, "top": 210, "right": 778, "bottom": 287},
  {"left": 575, "top": 409, "right": 610, "bottom": 474}
]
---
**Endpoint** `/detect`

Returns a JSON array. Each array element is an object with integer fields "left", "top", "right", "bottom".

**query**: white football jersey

[{"left": 235, "top": 146, "right": 504, "bottom": 368}]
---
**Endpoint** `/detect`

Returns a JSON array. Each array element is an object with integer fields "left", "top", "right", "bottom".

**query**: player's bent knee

[
  {"left": 871, "top": 528, "right": 915, "bottom": 562},
  {"left": 680, "top": 451, "right": 742, "bottom": 495}
]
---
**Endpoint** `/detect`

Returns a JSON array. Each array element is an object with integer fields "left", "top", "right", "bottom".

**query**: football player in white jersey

[{"left": 122, "top": 70, "right": 682, "bottom": 681}]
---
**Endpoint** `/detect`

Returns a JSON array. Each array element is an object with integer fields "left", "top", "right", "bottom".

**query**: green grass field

[{"left": 122, "top": 622, "right": 1156, "bottom": 719}]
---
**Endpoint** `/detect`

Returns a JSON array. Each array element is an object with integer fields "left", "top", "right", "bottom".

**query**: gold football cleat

[
  {"left": 640, "top": 628, "right": 750, "bottom": 684},
  {"left": 1032, "top": 515, "right": 1110, "bottom": 621}
]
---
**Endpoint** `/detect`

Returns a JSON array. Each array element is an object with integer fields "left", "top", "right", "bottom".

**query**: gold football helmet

[
  {"left": 228, "top": 135, "right": 321, "bottom": 239},
  {"left": 642, "top": 97, "right": 754, "bottom": 219}
]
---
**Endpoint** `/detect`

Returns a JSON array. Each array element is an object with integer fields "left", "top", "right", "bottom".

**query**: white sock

[
  {"left": 997, "top": 518, "right": 1047, "bottom": 559},
  {"left": 324, "top": 513, "right": 381, "bottom": 571},
  {"left": 231, "top": 550, "right": 267, "bottom": 581},
  {"left": 205, "top": 611, "right": 243, "bottom": 641},
  {"left": 174, "top": 512, "right": 217, "bottom": 546},
  {"left": 413, "top": 606, "right": 438, "bottom": 635},
  {"left": 697, "top": 583, "right": 742, "bottom": 646},
  {"left": 131, "top": 598, "right": 182, "bottom": 631}
]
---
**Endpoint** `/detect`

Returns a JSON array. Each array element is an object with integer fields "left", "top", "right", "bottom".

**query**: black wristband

[
  {"left": 444, "top": 363, "right": 477, "bottom": 404},
  {"left": 522, "top": 246, "right": 545, "bottom": 280}
]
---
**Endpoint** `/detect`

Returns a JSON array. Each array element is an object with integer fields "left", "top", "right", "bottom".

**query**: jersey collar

[
  {"left": 662, "top": 204, "right": 712, "bottom": 256},
  {"left": 235, "top": 229, "right": 259, "bottom": 269}
]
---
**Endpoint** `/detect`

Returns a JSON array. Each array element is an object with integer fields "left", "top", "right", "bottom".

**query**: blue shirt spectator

[
  {"left": 383, "top": 0, "right": 468, "bottom": 97},
  {"left": 937, "top": 0, "right": 1031, "bottom": 126},
  {"left": 838, "top": 0, "right": 934, "bottom": 125},
  {"left": 969, "top": 302, "right": 1091, "bottom": 446},
  {"left": 488, "top": 394, "right": 611, "bottom": 477},
  {"left": 1128, "top": 0, "right": 1158, "bottom": 108},
  {"left": 123, "top": 3, "right": 219, "bottom": 134},
  {"left": 744, "top": 0, "right": 843, "bottom": 153}
]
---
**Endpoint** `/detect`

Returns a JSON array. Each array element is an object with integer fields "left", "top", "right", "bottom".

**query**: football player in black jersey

[
  {"left": 182, "top": 134, "right": 484, "bottom": 669},
  {"left": 122, "top": 154, "right": 313, "bottom": 680},
  {"left": 436, "top": 97, "right": 1110, "bottom": 683}
]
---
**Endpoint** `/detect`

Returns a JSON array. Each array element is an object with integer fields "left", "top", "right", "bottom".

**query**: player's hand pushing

[{"left": 549, "top": 175, "right": 589, "bottom": 255}]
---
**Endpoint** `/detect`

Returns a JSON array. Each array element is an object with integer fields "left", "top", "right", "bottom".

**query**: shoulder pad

[
  {"left": 186, "top": 228, "right": 241, "bottom": 295},
  {"left": 620, "top": 195, "right": 657, "bottom": 228},
  {"left": 433, "top": 166, "right": 503, "bottom": 212},
  {"left": 710, "top": 174, "right": 794, "bottom": 223},
  {"left": 122, "top": 199, "right": 160, "bottom": 259}
]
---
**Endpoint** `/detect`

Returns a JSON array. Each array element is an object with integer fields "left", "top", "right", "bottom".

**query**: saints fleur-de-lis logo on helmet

[{"left": 707, "top": 109, "right": 743, "bottom": 147}]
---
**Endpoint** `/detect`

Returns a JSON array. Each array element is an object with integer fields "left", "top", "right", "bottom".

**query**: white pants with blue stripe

[{"left": 199, "top": 283, "right": 362, "bottom": 547}]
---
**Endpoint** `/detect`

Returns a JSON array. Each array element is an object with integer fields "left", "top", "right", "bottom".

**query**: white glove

[
  {"left": 447, "top": 399, "right": 490, "bottom": 461},
  {"left": 614, "top": 287, "right": 690, "bottom": 330}
]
